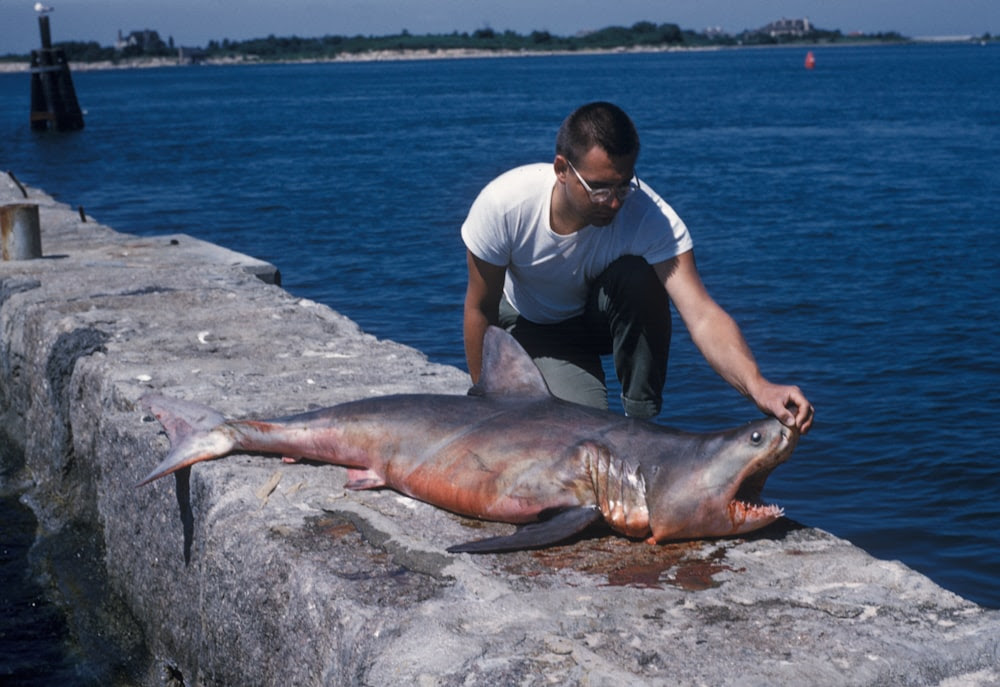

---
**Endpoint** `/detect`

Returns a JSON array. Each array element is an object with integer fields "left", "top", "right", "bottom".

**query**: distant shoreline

[
  {"left": 0, "top": 40, "right": 958, "bottom": 74},
  {"left": 1, "top": 45, "right": 694, "bottom": 73}
]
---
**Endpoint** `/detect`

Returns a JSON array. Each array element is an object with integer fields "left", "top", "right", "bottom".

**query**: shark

[{"left": 138, "top": 326, "right": 798, "bottom": 553}]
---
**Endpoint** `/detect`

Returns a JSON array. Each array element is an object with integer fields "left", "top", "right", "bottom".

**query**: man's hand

[{"left": 750, "top": 381, "right": 814, "bottom": 435}]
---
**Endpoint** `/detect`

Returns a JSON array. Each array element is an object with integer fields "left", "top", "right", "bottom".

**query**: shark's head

[{"left": 644, "top": 417, "right": 798, "bottom": 542}]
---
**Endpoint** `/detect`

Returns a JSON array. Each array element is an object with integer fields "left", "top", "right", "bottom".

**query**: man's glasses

[{"left": 566, "top": 159, "right": 640, "bottom": 205}]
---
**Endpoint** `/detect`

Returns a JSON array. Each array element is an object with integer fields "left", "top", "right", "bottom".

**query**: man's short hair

[{"left": 555, "top": 102, "right": 640, "bottom": 164}]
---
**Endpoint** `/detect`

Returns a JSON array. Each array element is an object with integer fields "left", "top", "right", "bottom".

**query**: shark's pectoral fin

[{"left": 447, "top": 506, "right": 603, "bottom": 554}]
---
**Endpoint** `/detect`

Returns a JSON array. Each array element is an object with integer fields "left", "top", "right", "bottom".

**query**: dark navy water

[{"left": 1, "top": 45, "right": 998, "bottom": 673}]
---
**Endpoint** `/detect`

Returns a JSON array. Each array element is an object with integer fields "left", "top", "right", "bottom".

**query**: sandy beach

[{"left": 0, "top": 44, "right": 701, "bottom": 73}]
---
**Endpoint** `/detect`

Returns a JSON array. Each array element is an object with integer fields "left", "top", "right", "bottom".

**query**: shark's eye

[{"left": 750, "top": 431, "right": 763, "bottom": 444}]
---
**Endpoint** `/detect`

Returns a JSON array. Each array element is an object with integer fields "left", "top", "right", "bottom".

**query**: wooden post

[{"left": 29, "top": 14, "right": 85, "bottom": 131}]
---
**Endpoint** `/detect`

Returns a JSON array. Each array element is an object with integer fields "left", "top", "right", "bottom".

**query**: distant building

[{"left": 760, "top": 18, "right": 812, "bottom": 38}]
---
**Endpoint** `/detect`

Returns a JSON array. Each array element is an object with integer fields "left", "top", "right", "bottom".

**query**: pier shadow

[{"left": 173, "top": 467, "right": 194, "bottom": 565}]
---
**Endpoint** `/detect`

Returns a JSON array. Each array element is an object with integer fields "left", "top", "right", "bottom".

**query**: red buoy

[{"left": 804, "top": 51, "right": 816, "bottom": 70}]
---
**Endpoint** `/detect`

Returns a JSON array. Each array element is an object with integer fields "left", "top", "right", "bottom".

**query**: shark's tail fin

[
  {"left": 136, "top": 394, "right": 235, "bottom": 486},
  {"left": 141, "top": 394, "right": 226, "bottom": 443}
]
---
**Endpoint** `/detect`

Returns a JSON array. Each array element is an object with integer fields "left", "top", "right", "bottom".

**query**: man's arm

[
  {"left": 655, "top": 250, "right": 814, "bottom": 434},
  {"left": 463, "top": 250, "right": 507, "bottom": 383}
]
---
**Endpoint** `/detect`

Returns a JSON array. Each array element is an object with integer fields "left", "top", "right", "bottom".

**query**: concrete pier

[{"left": 1, "top": 174, "right": 997, "bottom": 686}]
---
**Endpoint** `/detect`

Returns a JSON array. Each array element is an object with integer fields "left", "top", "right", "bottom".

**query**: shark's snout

[{"left": 646, "top": 417, "right": 797, "bottom": 542}]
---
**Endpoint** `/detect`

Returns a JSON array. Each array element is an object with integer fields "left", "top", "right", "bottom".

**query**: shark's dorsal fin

[{"left": 469, "top": 326, "right": 551, "bottom": 398}]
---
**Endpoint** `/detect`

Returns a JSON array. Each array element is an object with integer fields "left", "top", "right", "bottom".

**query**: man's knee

[
  {"left": 591, "top": 256, "right": 668, "bottom": 321},
  {"left": 597, "top": 255, "right": 662, "bottom": 301}
]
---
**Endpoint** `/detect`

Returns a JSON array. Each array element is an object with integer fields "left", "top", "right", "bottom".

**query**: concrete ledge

[{"left": 2, "top": 175, "right": 998, "bottom": 686}]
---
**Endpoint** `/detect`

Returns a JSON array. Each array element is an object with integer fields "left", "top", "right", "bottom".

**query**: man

[{"left": 462, "top": 101, "right": 813, "bottom": 433}]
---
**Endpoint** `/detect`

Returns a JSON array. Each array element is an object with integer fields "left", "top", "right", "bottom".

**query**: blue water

[{"left": 1, "top": 43, "right": 998, "bottom": 630}]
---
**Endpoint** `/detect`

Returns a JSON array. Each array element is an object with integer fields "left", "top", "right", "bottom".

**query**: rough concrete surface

[{"left": 1, "top": 176, "right": 998, "bottom": 686}]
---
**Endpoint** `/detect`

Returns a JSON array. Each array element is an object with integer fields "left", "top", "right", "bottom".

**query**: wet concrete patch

[{"left": 488, "top": 530, "right": 732, "bottom": 591}]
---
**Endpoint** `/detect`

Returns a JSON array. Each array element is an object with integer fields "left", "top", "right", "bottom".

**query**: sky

[{"left": 1, "top": 0, "right": 998, "bottom": 55}]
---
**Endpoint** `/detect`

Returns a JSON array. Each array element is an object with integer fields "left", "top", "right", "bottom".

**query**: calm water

[{"left": 1, "top": 46, "right": 998, "bottom": 669}]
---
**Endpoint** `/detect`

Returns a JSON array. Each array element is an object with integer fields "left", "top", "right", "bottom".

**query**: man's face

[{"left": 559, "top": 146, "right": 638, "bottom": 227}]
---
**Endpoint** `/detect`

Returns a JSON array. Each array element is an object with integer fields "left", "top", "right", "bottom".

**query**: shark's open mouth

[
  {"left": 725, "top": 425, "right": 797, "bottom": 529},
  {"left": 729, "top": 464, "right": 784, "bottom": 526}
]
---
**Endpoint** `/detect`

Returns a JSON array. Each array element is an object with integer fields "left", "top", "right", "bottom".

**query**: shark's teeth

[
  {"left": 728, "top": 500, "right": 784, "bottom": 525},
  {"left": 746, "top": 503, "right": 784, "bottom": 519}
]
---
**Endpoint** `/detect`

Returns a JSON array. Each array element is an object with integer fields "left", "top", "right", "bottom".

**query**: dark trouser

[{"left": 498, "top": 255, "right": 671, "bottom": 419}]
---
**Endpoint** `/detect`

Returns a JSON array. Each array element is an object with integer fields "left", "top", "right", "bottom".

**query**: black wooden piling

[{"left": 29, "top": 14, "right": 84, "bottom": 131}]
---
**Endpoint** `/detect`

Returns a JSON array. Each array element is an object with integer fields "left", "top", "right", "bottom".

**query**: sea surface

[{"left": 1, "top": 42, "right": 998, "bottom": 678}]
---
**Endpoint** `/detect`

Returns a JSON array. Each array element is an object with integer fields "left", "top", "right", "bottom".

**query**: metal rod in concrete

[{"left": 1, "top": 203, "right": 43, "bottom": 260}]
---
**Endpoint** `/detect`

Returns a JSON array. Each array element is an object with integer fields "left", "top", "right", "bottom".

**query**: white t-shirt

[{"left": 461, "top": 163, "right": 694, "bottom": 324}]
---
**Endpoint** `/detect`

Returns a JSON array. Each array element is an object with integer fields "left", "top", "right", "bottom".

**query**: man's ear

[{"left": 553, "top": 155, "right": 569, "bottom": 182}]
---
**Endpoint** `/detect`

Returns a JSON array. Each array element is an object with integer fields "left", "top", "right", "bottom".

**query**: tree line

[
  {"left": 199, "top": 22, "right": 905, "bottom": 60},
  {"left": 3, "top": 21, "right": 913, "bottom": 63}
]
